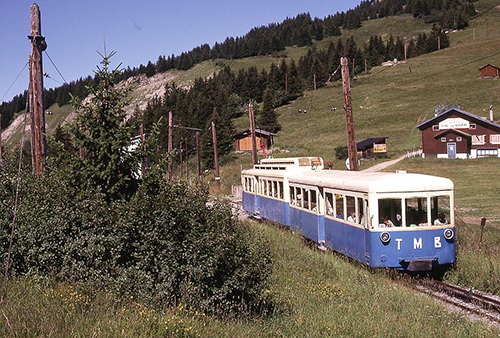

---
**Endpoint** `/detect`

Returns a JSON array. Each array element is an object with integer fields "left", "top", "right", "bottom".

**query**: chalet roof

[
  {"left": 356, "top": 137, "right": 388, "bottom": 151},
  {"left": 416, "top": 108, "right": 500, "bottom": 131},
  {"left": 433, "top": 128, "right": 472, "bottom": 139},
  {"left": 479, "top": 64, "right": 500, "bottom": 71},
  {"left": 232, "top": 128, "right": 277, "bottom": 139}
]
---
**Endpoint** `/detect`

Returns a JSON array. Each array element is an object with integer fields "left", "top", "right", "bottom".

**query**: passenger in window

[
  {"left": 380, "top": 216, "right": 394, "bottom": 228},
  {"left": 433, "top": 212, "right": 448, "bottom": 225},
  {"left": 347, "top": 212, "right": 356, "bottom": 223},
  {"left": 395, "top": 213, "right": 402, "bottom": 226},
  {"left": 337, "top": 212, "right": 344, "bottom": 220}
]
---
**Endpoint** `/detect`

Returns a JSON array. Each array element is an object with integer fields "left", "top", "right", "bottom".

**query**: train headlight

[
  {"left": 380, "top": 232, "right": 391, "bottom": 244},
  {"left": 443, "top": 229, "right": 454, "bottom": 240}
]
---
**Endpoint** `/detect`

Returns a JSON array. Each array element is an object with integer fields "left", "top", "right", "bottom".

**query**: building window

[
  {"left": 472, "top": 135, "right": 486, "bottom": 145},
  {"left": 432, "top": 125, "right": 439, "bottom": 131},
  {"left": 440, "top": 137, "right": 446, "bottom": 142},
  {"left": 469, "top": 124, "right": 476, "bottom": 130},
  {"left": 491, "top": 134, "right": 500, "bottom": 144},
  {"left": 457, "top": 136, "right": 462, "bottom": 142},
  {"left": 477, "top": 149, "right": 498, "bottom": 157}
]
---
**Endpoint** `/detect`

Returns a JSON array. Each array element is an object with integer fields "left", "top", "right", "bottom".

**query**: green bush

[
  {"left": 0, "top": 164, "right": 272, "bottom": 315},
  {"left": 334, "top": 145, "right": 348, "bottom": 160}
]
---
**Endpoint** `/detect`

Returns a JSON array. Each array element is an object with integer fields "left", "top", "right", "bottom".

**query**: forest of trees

[
  {"left": 136, "top": 25, "right": 449, "bottom": 169},
  {"left": 0, "top": 0, "right": 474, "bottom": 136}
]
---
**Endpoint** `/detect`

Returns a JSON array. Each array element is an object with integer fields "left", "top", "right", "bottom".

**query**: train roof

[
  {"left": 290, "top": 170, "right": 453, "bottom": 194},
  {"left": 241, "top": 157, "right": 323, "bottom": 178}
]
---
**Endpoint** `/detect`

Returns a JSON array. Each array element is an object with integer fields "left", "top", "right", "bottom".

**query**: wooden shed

[
  {"left": 356, "top": 137, "right": 388, "bottom": 159},
  {"left": 479, "top": 64, "right": 500, "bottom": 78},
  {"left": 232, "top": 128, "right": 276, "bottom": 152}
]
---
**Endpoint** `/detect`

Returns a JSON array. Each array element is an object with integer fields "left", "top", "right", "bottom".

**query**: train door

[{"left": 363, "top": 197, "right": 371, "bottom": 264}]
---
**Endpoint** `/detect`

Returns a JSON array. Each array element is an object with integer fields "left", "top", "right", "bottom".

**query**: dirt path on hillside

[{"left": 362, "top": 154, "right": 406, "bottom": 172}]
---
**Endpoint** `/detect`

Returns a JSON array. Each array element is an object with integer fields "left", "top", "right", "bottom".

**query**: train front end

[{"left": 367, "top": 174, "right": 455, "bottom": 271}]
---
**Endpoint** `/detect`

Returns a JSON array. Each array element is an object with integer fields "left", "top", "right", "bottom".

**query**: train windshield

[{"left": 378, "top": 195, "right": 451, "bottom": 228}]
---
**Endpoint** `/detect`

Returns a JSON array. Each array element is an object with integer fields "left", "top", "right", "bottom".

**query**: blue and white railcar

[
  {"left": 241, "top": 157, "right": 322, "bottom": 226},
  {"left": 242, "top": 157, "right": 456, "bottom": 271}
]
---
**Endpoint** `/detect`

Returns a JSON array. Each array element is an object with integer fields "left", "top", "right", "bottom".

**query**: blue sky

[{"left": 1, "top": 0, "right": 361, "bottom": 104}]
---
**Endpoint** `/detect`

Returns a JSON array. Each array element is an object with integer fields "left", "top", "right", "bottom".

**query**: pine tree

[
  {"left": 69, "top": 50, "right": 139, "bottom": 200},
  {"left": 258, "top": 89, "right": 281, "bottom": 134}
]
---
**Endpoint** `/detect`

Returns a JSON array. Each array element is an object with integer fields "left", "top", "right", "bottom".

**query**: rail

[{"left": 413, "top": 278, "right": 500, "bottom": 326}]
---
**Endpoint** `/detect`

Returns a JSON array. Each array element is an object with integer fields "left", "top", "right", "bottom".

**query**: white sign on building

[{"left": 438, "top": 118, "right": 470, "bottom": 130}]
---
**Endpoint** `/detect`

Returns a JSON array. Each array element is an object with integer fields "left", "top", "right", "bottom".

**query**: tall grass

[{"left": 1, "top": 220, "right": 497, "bottom": 336}]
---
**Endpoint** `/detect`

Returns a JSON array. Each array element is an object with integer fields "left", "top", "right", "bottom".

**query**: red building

[
  {"left": 479, "top": 64, "right": 500, "bottom": 79},
  {"left": 416, "top": 108, "right": 500, "bottom": 159}
]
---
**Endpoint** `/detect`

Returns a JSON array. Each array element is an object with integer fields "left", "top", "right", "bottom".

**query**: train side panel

[
  {"left": 290, "top": 208, "right": 320, "bottom": 242},
  {"left": 324, "top": 218, "right": 368, "bottom": 264},
  {"left": 242, "top": 191, "right": 256, "bottom": 215},
  {"left": 368, "top": 227, "right": 456, "bottom": 269},
  {"left": 259, "top": 196, "right": 289, "bottom": 226}
]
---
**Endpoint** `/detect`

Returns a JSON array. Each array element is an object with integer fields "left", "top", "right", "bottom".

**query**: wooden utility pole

[
  {"left": 248, "top": 102, "right": 258, "bottom": 164},
  {"left": 211, "top": 121, "right": 220, "bottom": 190},
  {"left": 341, "top": 57, "right": 359, "bottom": 171},
  {"left": 437, "top": 36, "right": 440, "bottom": 51},
  {"left": 0, "top": 113, "right": 2, "bottom": 161},
  {"left": 196, "top": 131, "right": 201, "bottom": 177},
  {"left": 404, "top": 42, "right": 408, "bottom": 61},
  {"left": 364, "top": 59, "right": 367, "bottom": 75},
  {"left": 185, "top": 137, "right": 188, "bottom": 180},
  {"left": 313, "top": 73, "right": 317, "bottom": 90},
  {"left": 285, "top": 72, "right": 288, "bottom": 94},
  {"left": 140, "top": 123, "right": 147, "bottom": 177},
  {"left": 168, "top": 111, "right": 173, "bottom": 180},
  {"left": 179, "top": 139, "right": 183, "bottom": 176},
  {"left": 28, "top": 3, "right": 47, "bottom": 176}
]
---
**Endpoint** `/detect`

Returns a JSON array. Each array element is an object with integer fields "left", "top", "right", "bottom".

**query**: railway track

[{"left": 414, "top": 278, "right": 500, "bottom": 326}]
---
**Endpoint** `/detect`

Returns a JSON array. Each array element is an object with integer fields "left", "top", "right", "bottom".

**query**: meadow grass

[{"left": 1, "top": 220, "right": 498, "bottom": 336}]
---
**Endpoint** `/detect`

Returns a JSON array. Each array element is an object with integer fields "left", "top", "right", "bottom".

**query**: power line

[
  {"left": 44, "top": 72, "right": 63, "bottom": 85},
  {"left": 43, "top": 50, "right": 68, "bottom": 85},
  {"left": 0, "top": 62, "right": 29, "bottom": 103},
  {"left": 469, "top": 2, "right": 500, "bottom": 22}
]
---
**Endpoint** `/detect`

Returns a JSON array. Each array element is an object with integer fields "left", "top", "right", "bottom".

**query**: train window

[
  {"left": 279, "top": 182, "right": 284, "bottom": 199},
  {"left": 297, "top": 188, "right": 303, "bottom": 208},
  {"left": 290, "top": 186, "right": 296, "bottom": 206},
  {"left": 311, "top": 190, "right": 317, "bottom": 212},
  {"left": 346, "top": 196, "right": 356, "bottom": 223},
  {"left": 406, "top": 197, "right": 428, "bottom": 226},
  {"left": 357, "top": 198, "right": 365, "bottom": 225},
  {"left": 273, "top": 181, "right": 279, "bottom": 198},
  {"left": 303, "top": 189, "right": 310, "bottom": 210},
  {"left": 378, "top": 198, "right": 402, "bottom": 227},
  {"left": 335, "top": 194, "right": 344, "bottom": 220},
  {"left": 268, "top": 181, "right": 273, "bottom": 197},
  {"left": 431, "top": 196, "right": 450, "bottom": 226},
  {"left": 325, "top": 192, "right": 334, "bottom": 217}
]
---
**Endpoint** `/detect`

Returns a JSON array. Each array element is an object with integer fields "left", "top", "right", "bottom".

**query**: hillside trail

[{"left": 361, "top": 154, "right": 406, "bottom": 173}]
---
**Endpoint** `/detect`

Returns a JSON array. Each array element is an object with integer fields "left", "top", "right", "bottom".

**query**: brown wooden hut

[
  {"left": 232, "top": 128, "right": 276, "bottom": 152},
  {"left": 479, "top": 64, "right": 500, "bottom": 78}
]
